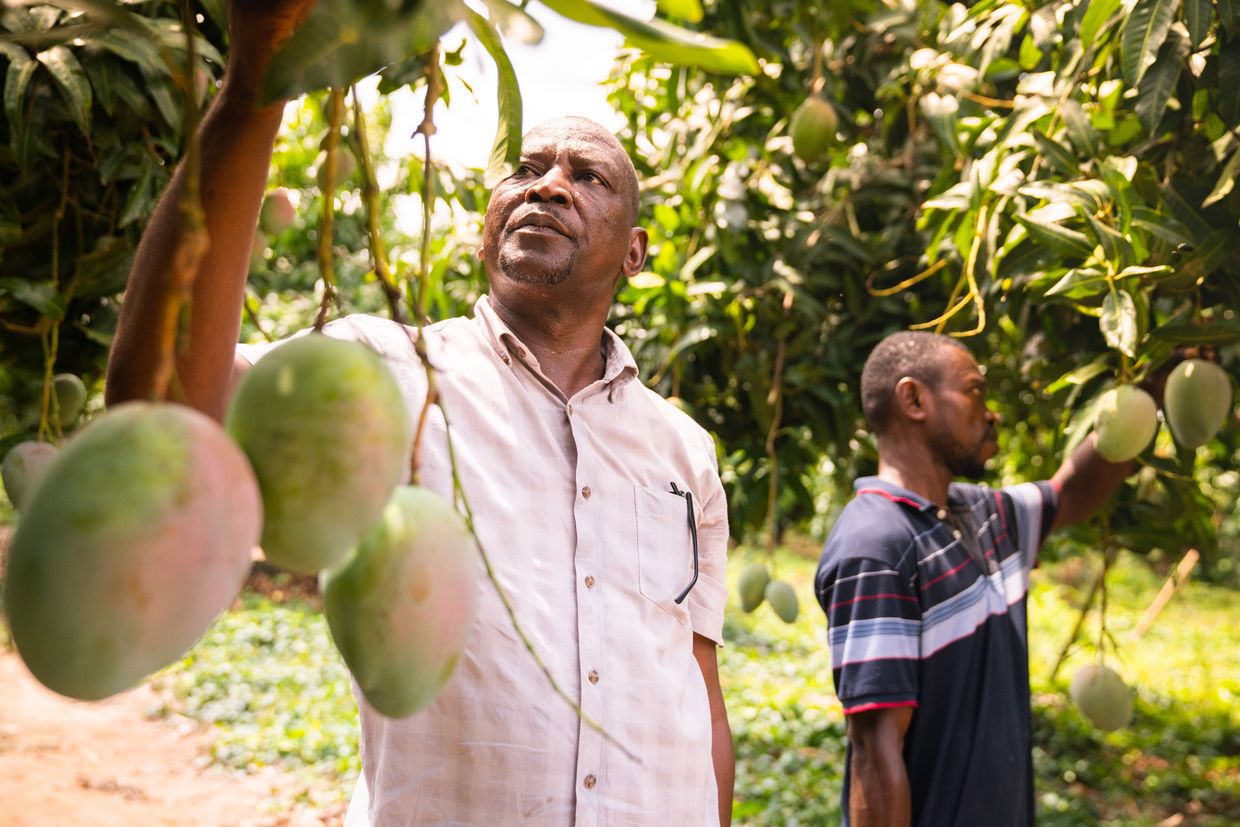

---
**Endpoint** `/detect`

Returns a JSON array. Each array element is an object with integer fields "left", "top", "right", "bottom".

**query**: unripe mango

[
  {"left": 1069, "top": 663, "right": 1133, "bottom": 731},
  {"left": 765, "top": 579, "right": 799, "bottom": 624},
  {"left": 260, "top": 187, "right": 296, "bottom": 235},
  {"left": 1094, "top": 385, "right": 1158, "bottom": 462},
  {"left": 226, "top": 334, "right": 412, "bottom": 574},
  {"left": 2, "top": 440, "right": 59, "bottom": 511},
  {"left": 322, "top": 486, "right": 479, "bottom": 718},
  {"left": 5, "top": 403, "right": 260, "bottom": 700},
  {"left": 1164, "top": 359, "right": 1232, "bottom": 449},
  {"left": 790, "top": 97, "right": 838, "bottom": 163},
  {"left": 738, "top": 562, "right": 770, "bottom": 613},
  {"left": 52, "top": 373, "right": 87, "bottom": 425},
  {"left": 316, "top": 149, "right": 355, "bottom": 191}
]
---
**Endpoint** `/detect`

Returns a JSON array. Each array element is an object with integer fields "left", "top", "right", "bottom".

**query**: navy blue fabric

[{"left": 815, "top": 476, "right": 1057, "bottom": 827}]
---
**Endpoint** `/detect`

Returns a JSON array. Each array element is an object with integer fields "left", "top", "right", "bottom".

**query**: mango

[
  {"left": 790, "top": 97, "right": 838, "bottom": 163},
  {"left": 765, "top": 579, "right": 799, "bottom": 624},
  {"left": 1164, "top": 359, "right": 1232, "bottom": 449},
  {"left": 2, "top": 440, "right": 59, "bottom": 511},
  {"left": 316, "top": 148, "right": 355, "bottom": 191},
  {"left": 260, "top": 187, "right": 296, "bottom": 235},
  {"left": 322, "top": 486, "right": 479, "bottom": 718},
  {"left": 4, "top": 402, "right": 260, "bottom": 700},
  {"left": 52, "top": 373, "right": 87, "bottom": 425},
  {"left": 226, "top": 334, "right": 412, "bottom": 573},
  {"left": 1069, "top": 663, "right": 1133, "bottom": 732},
  {"left": 738, "top": 562, "right": 770, "bottom": 613},
  {"left": 1094, "top": 385, "right": 1157, "bottom": 462},
  {"left": 249, "top": 228, "right": 267, "bottom": 274}
]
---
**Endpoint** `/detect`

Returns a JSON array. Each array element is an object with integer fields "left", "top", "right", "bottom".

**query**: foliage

[
  {"left": 139, "top": 548, "right": 1240, "bottom": 825},
  {"left": 605, "top": 0, "right": 1240, "bottom": 560}
]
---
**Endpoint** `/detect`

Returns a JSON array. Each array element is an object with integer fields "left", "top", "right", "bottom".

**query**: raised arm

[
  {"left": 1047, "top": 432, "right": 1134, "bottom": 532},
  {"left": 105, "top": 1, "right": 316, "bottom": 420},
  {"left": 846, "top": 706, "right": 914, "bottom": 827}
]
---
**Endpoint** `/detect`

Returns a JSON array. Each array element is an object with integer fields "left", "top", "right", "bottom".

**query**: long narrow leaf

[
  {"left": 1016, "top": 214, "right": 1095, "bottom": 259},
  {"left": 464, "top": 8, "right": 523, "bottom": 188},
  {"left": 1120, "top": 0, "right": 1179, "bottom": 87},
  {"left": 37, "top": 44, "right": 91, "bottom": 134},
  {"left": 1202, "top": 146, "right": 1240, "bottom": 206},
  {"left": 1153, "top": 320, "right": 1240, "bottom": 345},
  {"left": 1135, "top": 38, "right": 1182, "bottom": 135},
  {"left": 1182, "top": 0, "right": 1212, "bottom": 47},
  {"left": 538, "top": 0, "right": 758, "bottom": 75},
  {"left": 1081, "top": 0, "right": 1123, "bottom": 45},
  {"left": 1101, "top": 288, "right": 1139, "bottom": 357},
  {"left": 1219, "top": 37, "right": 1240, "bottom": 128}
]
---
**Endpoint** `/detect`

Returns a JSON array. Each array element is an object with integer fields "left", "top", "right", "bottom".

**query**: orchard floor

[{"left": 0, "top": 651, "right": 344, "bottom": 827}]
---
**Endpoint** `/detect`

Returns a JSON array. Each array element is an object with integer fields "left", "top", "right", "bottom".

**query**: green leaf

[
  {"left": 1182, "top": 0, "right": 1212, "bottom": 48},
  {"left": 1135, "top": 39, "right": 1182, "bottom": 135},
  {"left": 1084, "top": 212, "right": 1132, "bottom": 267},
  {"left": 2, "top": 43, "right": 36, "bottom": 142},
  {"left": 1031, "top": 131, "right": 1080, "bottom": 176},
  {"left": 118, "top": 156, "right": 156, "bottom": 227},
  {"left": 1046, "top": 358, "right": 1110, "bottom": 394},
  {"left": 262, "top": 0, "right": 465, "bottom": 103},
  {"left": 1060, "top": 98, "right": 1099, "bottom": 158},
  {"left": 464, "top": 8, "right": 523, "bottom": 189},
  {"left": 1101, "top": 288, "right": 1140, "bottom": 357},
  {"left": 1220, "top": 0, "right": 1239, "bottom": 36},
  {"left": 1219, "top": 37, "right": 1240, "bottom": 128},
  {"left": 0, "top": 278, "right": 66, "bottom": 320},
  {"left": 1081, "top": 0, "right": 1123, "bottom": 45},
  {"left": 1045, "top": 267, "right": 1111, "bottom": 298},
  {"left": 1121, "top": 0, "right": 1179, "bottom": 87},
  {"left": 1152, "top": 319, "right": 1240, "bottom": 345},
  {"left": 1202, "top": 145, "right": 1240, "bottom": 206},
  {"left": 538, "top": 0, "right": 759, "bottom": 75},
  {"left": 1170, "top": 229, "right": 1231, "bottom": 286},
  {"left": 656, "top": 0, "right": 704, "bottom": 23},
  {"left": 1016, "top": 214, "right": 1095, "bottom": 259},
  {"left": 478, "top": 0, "right": 545, "bottom": 44}
]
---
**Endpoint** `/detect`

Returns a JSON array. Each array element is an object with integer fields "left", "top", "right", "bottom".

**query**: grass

[{"left": 15, "top": 544, "right": 1238, "bottom": 825}]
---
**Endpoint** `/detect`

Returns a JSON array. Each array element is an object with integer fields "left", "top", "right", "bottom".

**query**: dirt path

[{"left": 0, "top": 651, "right": 344, "bottom": 827}]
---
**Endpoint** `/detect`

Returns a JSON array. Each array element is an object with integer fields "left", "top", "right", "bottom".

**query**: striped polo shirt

[{"left": 814, "top": 476, "right": 1057, "bottom": 827}]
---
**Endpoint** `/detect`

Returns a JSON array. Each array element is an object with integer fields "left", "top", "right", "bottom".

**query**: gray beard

[{"left": 497, "top": 246, "right": 573, "bottom": 285}]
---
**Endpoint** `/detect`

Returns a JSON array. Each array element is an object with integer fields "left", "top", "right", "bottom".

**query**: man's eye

[
  {"left": 515, "top": 164, "right": 538, "bottom": 176},
  {"left": 577, "top": 171, "right": 601, "bottom": 183}
]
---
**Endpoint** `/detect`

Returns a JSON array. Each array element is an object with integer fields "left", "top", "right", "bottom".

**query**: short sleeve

[
  {"left": 686, "top": 436, "right": 729, "bottom": 644},
  {"left": 1002, "top": 481, "right": 1059, "bottom": 569},
  {"left": 821, "top": 556, "right": 921, "bottom": 714}
]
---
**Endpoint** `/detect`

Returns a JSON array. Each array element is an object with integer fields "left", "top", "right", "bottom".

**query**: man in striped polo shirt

[{"left": 814, "top": 331, "right": 1139, "bottom": 826}]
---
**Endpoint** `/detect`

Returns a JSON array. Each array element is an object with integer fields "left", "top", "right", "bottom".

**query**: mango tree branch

[
  {"left": 352, "top": 86, "right": 405, "bottom": 325},
  {"left": 313, "top": 87, "right": 346, "bottom": 332}
]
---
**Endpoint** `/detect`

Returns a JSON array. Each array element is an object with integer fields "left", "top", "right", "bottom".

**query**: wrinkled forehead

[{"left": 522, "top": 120, "right": 628, "bottom": 168}]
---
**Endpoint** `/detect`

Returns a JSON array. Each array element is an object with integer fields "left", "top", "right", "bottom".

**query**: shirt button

[
  {"left": 583, "top": 774, "right": 597, "bottom": 789},
  {"left": 584, "top": 575, "right": 595, "bottom": 589},
  {"left": 566, "top": 403, "right": 574, "bottom": 416},
  {"left": 581, "top": 486, "right": 592, "bottom": 499},
  {"left": 937, "top": 508, "right": 948, "bottom": 520},
  {"left": 501, "top": 353, "right": 511, "bottom": 365},
  {"left": 588, "top": 670, "right": 600, "bottom": 684},
  {"left": 952, "top": 529, "right": 963, "bottom": 539}
]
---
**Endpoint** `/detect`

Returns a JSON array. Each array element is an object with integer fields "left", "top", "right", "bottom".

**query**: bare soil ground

[{"left": 0, "top": 651, "right": 344, "bottom": 827}]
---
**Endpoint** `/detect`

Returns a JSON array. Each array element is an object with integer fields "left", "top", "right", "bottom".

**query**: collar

[
  {"left": 472, "top": 295, "right": 639, "bottom": 394},
  {"left": 853, "top": 476, "right": 941, "bottom": 516}
]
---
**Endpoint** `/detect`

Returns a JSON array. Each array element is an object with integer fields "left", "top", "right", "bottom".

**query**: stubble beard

[{"left": 934, "top": 423, "right": 990, "bottom": 480}]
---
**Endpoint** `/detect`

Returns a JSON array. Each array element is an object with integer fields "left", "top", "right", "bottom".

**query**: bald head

[
  {"left": 524, "top": 117, "right": 640, "bottom": 226},
  {"left": 861, "top": 331, "right": 973, "bottom": 435}
]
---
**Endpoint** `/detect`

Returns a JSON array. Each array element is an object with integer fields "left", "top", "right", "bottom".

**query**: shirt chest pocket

[{"left": 633, "top": 485, "right": 696, "bottom": 625}]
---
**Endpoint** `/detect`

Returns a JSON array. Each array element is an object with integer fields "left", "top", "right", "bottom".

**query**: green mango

[
  {"left": 1069, "top": 663, "right": 1133, "bottom": 732},
  {"left": 322, "top": 486, "right": 479, "bottom": 718},
  {"left": 790, "top": 97, "right": 838, "bottom": 163},
  {"left": 52, "top": 373, "right": 87, "bottom": 425},
  {"left": 259, "top": 187, "right": 296, "bottom": 235},
  {"left": 1094, "top": 385, "right": 1157, "bottom": 462},
  {"left": 738, "top": 562, "right": 770, "bottom": 613},
  {"left": 1164, "top": 359, "right": 1232, "bottom": 449},
  {"left": 2, "top": 440, "right": 59, "bottom": 511},
  {"left": 226, "top": 334, "right": 412, "bottom": 574},
  {"left": 765, "top": 579, "right": 800, "bottom": 624},
  {"left": 5, "top": 402, "right": 260, "bottom": 700}
]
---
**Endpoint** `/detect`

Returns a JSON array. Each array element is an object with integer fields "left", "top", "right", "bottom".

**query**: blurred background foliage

[{"left": 1, "top": 0, "right": 1238, "bottom": 579}]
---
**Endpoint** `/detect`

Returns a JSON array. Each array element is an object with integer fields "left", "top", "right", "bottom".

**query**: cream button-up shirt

[{"left": 238, "top": 296, "right": 729, "bottom": 826}]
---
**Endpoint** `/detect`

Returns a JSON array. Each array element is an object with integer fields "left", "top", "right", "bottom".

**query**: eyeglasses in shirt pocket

[{"left": 633, "top": 485, "right": 696, "bottom": 624}]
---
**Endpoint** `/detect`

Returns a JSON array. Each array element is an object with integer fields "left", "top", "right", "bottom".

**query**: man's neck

[
  {"left": 489, "top": 292, "right": 610, "bottom": 399},
  {"left": 875, "top": 436, "right": 953, "bottom": 507}
]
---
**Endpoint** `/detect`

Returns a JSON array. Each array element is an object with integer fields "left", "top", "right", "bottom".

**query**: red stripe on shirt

[
  {"left": 857, "top": 488, "right": 924, "bottom": 509},
  {"left": 844, "top": 700, "right": 919, "bottom": 715},
  {"left": 830, "top": 593, "right": 920, "bottom": 610}
]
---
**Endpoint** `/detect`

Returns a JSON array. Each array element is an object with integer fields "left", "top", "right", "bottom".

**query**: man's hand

[{"left": 224, "top": 0, "right": 319, "bottom": 101}]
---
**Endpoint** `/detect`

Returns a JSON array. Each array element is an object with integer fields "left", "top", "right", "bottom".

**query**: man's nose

[
  {"left": 525, "top": 167, "right": 572, "bottom": 206},
  {"left": 986, "top": 407, "right": 1001, "bottom": 426}
]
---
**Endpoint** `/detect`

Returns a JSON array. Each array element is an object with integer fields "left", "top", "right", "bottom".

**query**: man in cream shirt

[{"left": 106, "top": 2, "right": 734, "bottom": 824}]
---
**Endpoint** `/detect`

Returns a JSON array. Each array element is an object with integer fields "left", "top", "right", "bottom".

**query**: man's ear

[
  {"left": 623, "top": 227, "right": 649, "bottom": 276},
  {"left": 894, "top": 376, "right": 930, "bottom": 423}
]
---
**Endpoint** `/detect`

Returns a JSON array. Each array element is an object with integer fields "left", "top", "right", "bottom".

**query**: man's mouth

[{"left": 510, "top": 212, "right": 570, "bottom": 238}]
